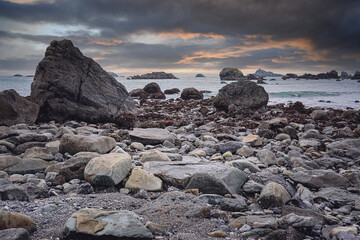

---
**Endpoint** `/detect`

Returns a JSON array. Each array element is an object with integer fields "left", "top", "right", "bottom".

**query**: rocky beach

[{"left": 0, "top": 40, "right": 360, "bottom": 240}]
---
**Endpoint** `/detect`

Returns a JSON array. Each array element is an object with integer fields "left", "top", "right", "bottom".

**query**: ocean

[{"left": 1, "top": 75, "right": 359, "bottom": 110}]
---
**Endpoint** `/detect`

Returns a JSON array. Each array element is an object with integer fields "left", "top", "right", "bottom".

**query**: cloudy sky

[{"left": 0, "top": 0, "right": 359, "bottom": 76}]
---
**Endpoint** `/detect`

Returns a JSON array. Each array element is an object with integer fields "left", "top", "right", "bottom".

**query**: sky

[{"left": 0, "top": 0, "right": 359, "bottom": 76}]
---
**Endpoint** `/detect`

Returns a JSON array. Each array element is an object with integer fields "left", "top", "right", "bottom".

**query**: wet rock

[
  {"left": 59, "top": 134, "right": 116, "bottom": 155},
  {"left": 289, "top": 170, "right": 351, "bottom": 189},
  {"left": 129, "top": 128, "right": 175, "bottom": 145},
  {"left": 214, "top": 81, "right": 268, "bottom": 113},
  {"left": 0, "top": 228, "right": 30, "bottom": 240},
  {"left": 125, "top": 168, "right": 163, "bottom": 191},
  {"left": 30, "top": 39, "right": 136, "bottom": 126},
  {"left": 0, "top": 211, "right": 36, "bottom": 232},
  {"left": 180, "top": 88, "right": 203, "bottom": 100},
  {"left": 259, "top": 182, "right": 291, "bottom": 208},
  {"left": 0, "top": 89, "right": 39, "bottom": 126},
  {"left": 63, "top": 208, "right": 152, "bottom": 239},
  {"left": 135, "top": 191, "right": 211, "bottom": 218},
  {"left": 84, "top": 153, "right": 132, "bottom": 186}
]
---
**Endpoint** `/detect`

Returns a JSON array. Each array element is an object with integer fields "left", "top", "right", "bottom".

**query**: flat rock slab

[
  {"left": 144, "top": 161, "right": 247, "bottom": 195},
  {"left": 135, "top": 191, "right": 211, "bottom": 219},
  {"left": 129, "top": 128, "right": 175, "bottom": 145},
  {"left": 289, "top": 170, "right": 350, "bottom": 189},
  {"left": 59, "top": 134, "right": 116, "bottom": 155},
  {"left": 4, "top": 158, "right": 51, "bottom": 175},
  {"left": 63, "top": 208, "right": 153, "bottom": 239},
  {"left": 315, "top": 187, "right": 360, "bottom": 202}
]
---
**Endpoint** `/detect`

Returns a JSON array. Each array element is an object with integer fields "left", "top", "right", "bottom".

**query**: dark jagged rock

[
  {"left": 30, "top": 39, "right": 136, "bottom": 127},
  {"left": 180, "top": 88, "right": 203, "bottom": 100},
  {"left": 0, "top": 89, "right": 39, "bottom": 126},
  {"left": 255, "top": 69, "right": 283, "bottom": 77},
  {"left": 213, "top": 80, "right": 269, "bottom": 113},
  {"left": 143, "top": 82, "right": 165, "bottom": 99},
  {"left": 195, "top": 73, "right": 205, "bottom": 77},
  {"left": 219, "top": 68, "right": 246, "bottom": 80},
  {"left": 129, "top": 88, "right": 146, "bottom": 98},
  {"left": 130, "top": 72, "right": 178, "bottom": 79},
  {"left": 164, "top": 88, "right": 180, "bottom": 95}
]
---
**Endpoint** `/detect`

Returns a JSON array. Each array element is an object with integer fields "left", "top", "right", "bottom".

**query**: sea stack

[
  {"left": 30, "top": 39, "right": 136, "bottom": 127},
  {"left": 219, "top": 68, "right": 246, "bottom": 80}
]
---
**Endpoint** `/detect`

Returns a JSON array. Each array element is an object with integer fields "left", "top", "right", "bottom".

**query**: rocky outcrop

[
  {"left": 0, "top": 89, "right": 39, "bottom": 126},
  {"left": 30, "top": 39, "right": 136, "bottom": 126},
  {"left": 352, "top": 71, "right": 360, "bottom": 79},
  {"left": 282, "top": 73, "right": 298, "bottom": 80},
  {"left": 213, "top": 80, "right": 269, "bottom": 113},
  {"left": 219, "top": 68, "right": 246, "bottom": 80},
  {"left": 340, "top": 71, "right": 349, "bottom": 78},
  {"left": 254, "top": 69, "right": 283, "bottom": 77},
  {"left": 195, "top": 73, "right": 205, "bottom": 77},
  {"left": 180, "top": 88, "right": 203, "bottom": 100},
  {"left": 283, "top": 70, "right": 339, "bottom": 80},
  {"left": 130, "top": 72, "right": 178, "bottom": 79}
]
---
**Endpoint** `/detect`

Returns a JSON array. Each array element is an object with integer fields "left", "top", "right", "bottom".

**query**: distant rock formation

[
  {"left": 31, "top": 39, "right": 136, "bottom": 127},
  {"left": 254, "top": 69, "right": 283, "bottom": 77},
  {"left": 26, "top": 75, "right": 34, "bottom": 77},
  {"left": 0, "top": 89, "right": 39, "bottom": 126},
  {"left": 352, "top": 71, "right": 360, "bottom": 79},
  {"left": 130, "top": 72, "right": 178, "bottom": 79},
  {"left": 13, "top": 74, "right": 23, "bottom": 77},
  {"left": 219, "top": 68, "right": 246, "bottom": 80},
  {"left": 340, "top": 71, "right": 349, "bottom": 78},
  {"left": 214, "top": 81, "right": 268, "bottom": 114},
  {"left": 282, "top": 73, "right": 298, "bottom": 80},
  {"left": 195, "top": 73, "right": 205, "bottom": 77},
  {"left": 282, "top": 70, "right": 339, "bottom": 80},
  {"left": 108, "top": 72, "right": 118, "bottom": 77}
]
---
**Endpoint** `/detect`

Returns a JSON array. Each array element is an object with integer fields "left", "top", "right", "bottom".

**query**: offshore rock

[
  {"left": 0, "top": 89, "right": 39, "bottom": 126},
  {"left": 213, "top": 81, "right": 268, "bottom": 113},
  {"left": 130, "top": 72, "right": 178, "bottom": 79},
  {"left": 219, "top": 68, "right": 245, "bottom": 80},
  {"left": 31, "top": 39, "right": 136, "bottom": 126}
]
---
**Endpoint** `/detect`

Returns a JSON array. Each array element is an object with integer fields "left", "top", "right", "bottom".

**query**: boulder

[
  {"left": 180, "top": 88, "right": 203, "bottom": 100},
  {"left": 63, "top": 208, "right": 152, "bottom": 239},
  {"left": 0, "top": 179, "right": 29, "bottom": 201},
  {"left": 0, "top": 228, "right": 30, "bottom": 240},
  {"left": 140, "top": 150, "right": 171, "bottom": 163},
  {"left": 289, "top": 170, "right": 351, "bottom": 189},
  {"left": 213, "top": 81, "right": 268, "bottom": 113},
  {"left": 129, "top": 128, "right": 175, "bottom": 145},
  {"left": 164, "top": 88, "right": 180, "bottom": 95},
  {"left": 219, "top": 68, "right": 245, "bottom": 80},
  {"left": 59, "top": 134, "right": 116, "bottom": 155},
  {"left": 30, "top": 39, "right": 136, "bottom": 126},
  {"left": 256, "top": 149, "right": 277, "bottom": 165},
  {"left": 135, "top": 191, "right": 211, "bottom": 218},
  {"left": 125, "top": 168, "right": 163, "bottom": 191},
  {"left": 143, "top": 82, "right": 165, "bottom": 99},
  {"left": 0, "top": 156, "right": 20, "bottom": 171},
  {"left": 129, "top": 88, "right": 146, "bottom": 98},
  {"left": 0, "top": 211, "right": 36, "bottom": 232},
  {"left": 258, "top": 182, "right": 291, "bottom": 208},
  {"left": 22, "top": 147, "right": 54, "bottom": 161},
  {"left": 0, "top": 89, "right": 39, "bottom": 126},
  {"left": 84, "top": 153, "right": 132, "bottom": 186}
]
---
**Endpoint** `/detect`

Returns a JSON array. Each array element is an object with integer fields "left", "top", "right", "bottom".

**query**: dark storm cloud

[{"left": 0, "top": 0, "right": 359, "bottom": 74}]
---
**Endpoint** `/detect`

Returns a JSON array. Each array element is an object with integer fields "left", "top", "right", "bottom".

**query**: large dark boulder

[
  {"left": 143, "top": 82, "right": 165, "bottom": 99},
  {"left": 180, "top": 88, "right": 203, "bottom": 100},
  {"left": 219, "top": 68, "right": 245, "bottom": 80},
  {"left": 30, "top": 39, "right": 136, "bottom": 126},
  {"left": 214, "top": 80, "right": 269, "bottom": 113},
  {"left": 0, "top": 89, "right": 39, "bottom": 126}
]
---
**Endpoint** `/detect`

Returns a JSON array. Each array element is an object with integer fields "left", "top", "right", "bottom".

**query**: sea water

[{"left": 1, "top": 75, "right": 359, "bottom": 110}]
